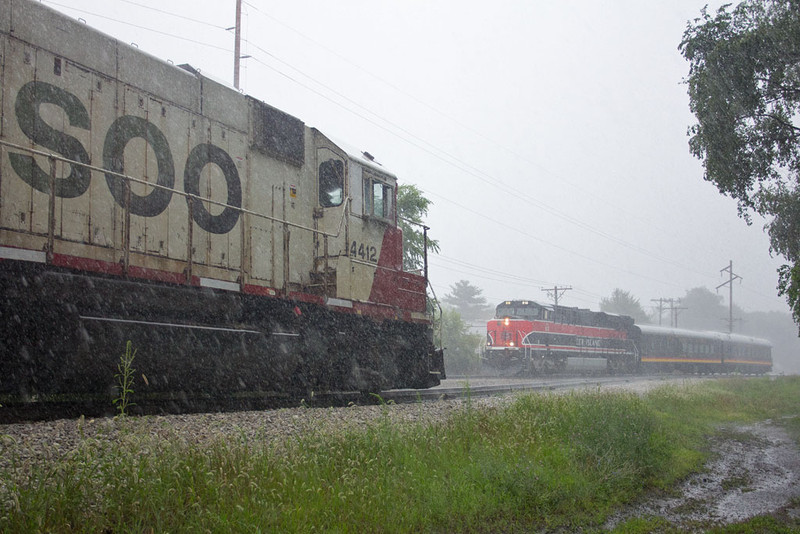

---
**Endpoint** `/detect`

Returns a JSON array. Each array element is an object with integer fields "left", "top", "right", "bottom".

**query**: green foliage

[
  {"left": 680, "top": 0, "right": 800, "bottom": 328},
  {"left": 742, "top": 309, "right": 800, "bottom": 374},
  {"left": 440, "top": 307, "right": 483, "bottom": 374},
  {"left": 113, "top": 341, "right": 136, "bottom": 416},
  {"left": 3, "top": 377, "right": 800, "bottom": 532},
  {"left": 396, "top": 184, "right": 440, "bottom": 272},
  {"left": 680, "top": 286, "right": 730, "bottom": 330},
  {"left": 599, "top": 288, "right": 650, "bottom": 323},
  {"left": 441, "top": 279, "right": 492, "bottom": 324}
]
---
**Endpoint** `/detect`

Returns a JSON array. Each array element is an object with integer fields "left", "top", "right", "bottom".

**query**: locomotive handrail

[
  {"left": 425, "top": 277, "right": 444, "bottom": 346},
  {"left": 0, "top": 139, "right": 349, "bottom": 240}
]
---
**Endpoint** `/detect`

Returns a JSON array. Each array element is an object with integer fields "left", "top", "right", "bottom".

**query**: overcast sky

[{"left": 41, "top": 0, "right": 788, "bottom": 318}]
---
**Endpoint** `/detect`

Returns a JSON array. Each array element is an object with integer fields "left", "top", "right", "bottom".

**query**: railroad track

[
  {"left": 383, "top": 374, "right": 688, "bottom": 404},
  {"left": 0, "top": 374, "right": 717, "bottom": 423}
]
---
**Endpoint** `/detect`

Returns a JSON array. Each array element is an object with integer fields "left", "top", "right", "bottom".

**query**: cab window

[
  {"left": 319, "top": 159, "right": 344, "bottom": 207},
  {"left": 363, "top": 175, "right": 394, "bottom": 221}
]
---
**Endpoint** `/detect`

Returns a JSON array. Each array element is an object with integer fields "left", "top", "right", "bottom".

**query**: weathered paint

[{"left": 0, "top": 0, "right": 427, "bottom": 318}]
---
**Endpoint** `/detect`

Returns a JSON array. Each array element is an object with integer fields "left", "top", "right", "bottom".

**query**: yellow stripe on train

[{"left": 641, "top": 357, "right": 771, "bottom": 366}]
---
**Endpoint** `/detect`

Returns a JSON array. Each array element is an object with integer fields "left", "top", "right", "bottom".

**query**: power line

[
  {"left": 432, "top": 255, "right": 554, "bottom": 286},
  {"left": 31, "top": 2, "right": 685, "bottom": 309},
  {"left": 240, "top": 0, "right": 688, "bottom": 247},
  {"left": 42, "top": 2, "right": 784, "bottom": 311},
  {"left": 201, "top": 5, "right": 729, "bottom": 282},
  {"left": 422, "top": 189, "right": 689, "bottom": 290},
  {"left": 44, "top": 1, "right": 232, "bottom": 51},
  {"left": 230, "top": 15, "right": 756, "bottom": 290},
  {"left": 115, "top": 0, "right": 229, "bottom": 29}
]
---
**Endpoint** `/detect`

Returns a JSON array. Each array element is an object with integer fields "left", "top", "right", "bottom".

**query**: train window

[
  {"left": 363, "top": 175, "right": 394, "bottom": 221},
  {"left": 319, "top": 159, "right": 344, "bottom": 207},
  {"left": 373, "top": 181, "right": 385, "bottom": 217},
  {"left": 496, "top": 305, "right": 513, "bottom": 317}
]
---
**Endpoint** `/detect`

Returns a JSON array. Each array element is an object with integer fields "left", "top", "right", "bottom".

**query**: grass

[{"left": 1, "top": 376, "right": 799, "bottom": 532}]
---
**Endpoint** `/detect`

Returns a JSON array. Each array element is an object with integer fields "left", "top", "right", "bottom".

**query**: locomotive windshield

[{"left": 495, "top": 301, "right": 546, "bottom": 320}]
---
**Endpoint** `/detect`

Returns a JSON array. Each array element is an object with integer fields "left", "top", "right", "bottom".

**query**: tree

[
  {"left": 599, "top": 289, "right": 650, "bottom": 323},
  {"left": 442, "top": 280, "right": 492, "bottom": 324},
  {"left": 740, "top": 310, "right": 800, "bottom": 373},
  {"left": 397, "top": 184, "right": 440, "bottom": 272},
  {"left": 680, "top": 0, "right": 800, "bottom": 328},
  {"left": 679, "top": 287, "right": 742, "bottom": 331},
  {"left": 439, "top": 308, "right": 484, "bottom": 375}
]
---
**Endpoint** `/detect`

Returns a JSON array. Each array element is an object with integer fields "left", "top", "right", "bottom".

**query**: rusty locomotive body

[{"left": 0, "top": 0, "right": 443, "bottom": 410}]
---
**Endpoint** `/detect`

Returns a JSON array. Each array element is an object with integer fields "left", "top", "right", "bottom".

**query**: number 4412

[{"left": 350, "top": 241, "right": 377, "bottom": 263}]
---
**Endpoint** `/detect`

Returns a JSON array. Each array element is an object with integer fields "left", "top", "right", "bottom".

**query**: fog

[{"left": 46, "top": 0, "right": 788, "bottom": 316}]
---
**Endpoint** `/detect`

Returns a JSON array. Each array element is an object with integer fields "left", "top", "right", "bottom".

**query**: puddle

[{"left": 606, "top": 420, "right": 800, "bottom": 530}]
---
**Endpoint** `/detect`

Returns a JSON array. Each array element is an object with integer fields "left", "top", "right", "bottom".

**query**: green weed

[{"left": 113, "top": 340, "right": 136, "bottom": 416}]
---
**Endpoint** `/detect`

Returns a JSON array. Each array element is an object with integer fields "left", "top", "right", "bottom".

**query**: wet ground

[{"left": 606, "top": 418, "right": 800, "bottom": 530}]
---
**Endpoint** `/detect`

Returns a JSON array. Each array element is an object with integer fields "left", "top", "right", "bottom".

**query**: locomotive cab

[
  {"left": 484, "top": 300, "right": 639, "bottom": 375},
  {"left": 309, "top": 134, "right": 428, "bottom": 321},
  {"left": 483, "top": 301, "right": 546, "bottom": 373}
]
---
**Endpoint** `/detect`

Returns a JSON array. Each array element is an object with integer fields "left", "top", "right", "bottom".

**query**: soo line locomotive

[
  {"left": 0, "top": 0, "right": 444, "bottom": 411},
  {"left": 484, "top": 300, "right": 772, "bottom": 375}
]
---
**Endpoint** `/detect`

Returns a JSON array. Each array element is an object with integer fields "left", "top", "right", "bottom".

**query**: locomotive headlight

[
  {"left": 504, "top": 317, "right": 510, "bottom": 326},
  {"left": 509, "top": 342, "right": 515, "bottom": 347}
]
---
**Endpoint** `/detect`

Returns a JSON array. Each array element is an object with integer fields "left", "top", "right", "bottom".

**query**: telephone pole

[
  {"left": 716, "top": 260, "right": 741, "bottom": 333},
  {"left": 233, "top": 0, "right": 242, "bottom": 89},
  {"left": 541, "top": 285, "right": 572, "bottom": 308},
  {"left": 667, "top": 298, "right": 687, "bottom": 328},
  {"left": 651, "top": 298, "right": 667, "bottom": 326},
  {"left": 652, "top": 297, "right": 685, "bottom": 327}
]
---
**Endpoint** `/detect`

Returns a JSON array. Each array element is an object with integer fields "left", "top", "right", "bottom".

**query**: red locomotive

[
  {"left": 484, "top": 300, "right": 639, "bottom": 374},
  {"left": 484, "top": 300, "right": 772, "bottom": 375}
]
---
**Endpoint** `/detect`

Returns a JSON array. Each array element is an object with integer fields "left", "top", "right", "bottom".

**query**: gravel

[{"left": 0, "top": 394, "right": 510, "bottom": 473}]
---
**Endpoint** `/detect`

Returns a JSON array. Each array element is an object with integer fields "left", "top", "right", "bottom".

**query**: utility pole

[
  {"left": 541, "top": 285, "right": 572, "bottom": 308},
  {"left": 233, "top": 0, "right": 242, "bottom": 89},
  {"left": 716, "top": 260, "right": 741, "bottom": 333},
  {"left": 651, "top": 297, "right": 684, "bottom": 327},
  {"left": 651, "top": 298, "right": 667, "bottom": 326},
  {"left": 667, "top": 298, "right": 687, "bottom": 328}
]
